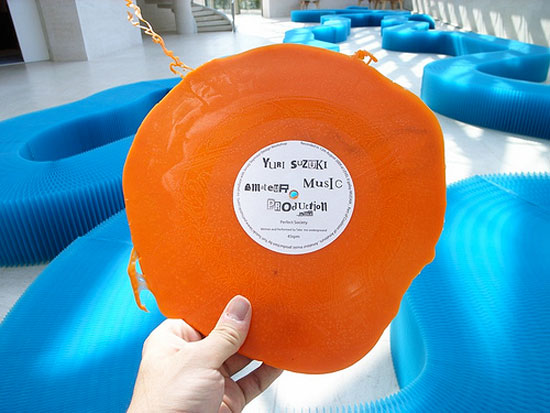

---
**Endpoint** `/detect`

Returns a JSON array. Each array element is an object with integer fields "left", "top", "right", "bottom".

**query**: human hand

[{"left": 128, "top": 295, "right": 282, "bottom": 413}]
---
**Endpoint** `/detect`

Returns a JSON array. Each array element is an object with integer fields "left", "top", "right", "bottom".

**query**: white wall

[
  {"left": 411, "top": 0, "right": 550, "bottom": 47},
  {"left": 76, "top": 0, "right": 143, "bottom": 60},
  {"left": 7, "top": 0, "right": 50, "bottom": 62},
  {"left": 36, "top": 0, "right": 142, "bottom": 61}
]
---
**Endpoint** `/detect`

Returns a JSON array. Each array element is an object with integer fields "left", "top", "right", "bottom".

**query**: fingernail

[{"left": 226, "top": 296, "right": 250, "bottom": 322}]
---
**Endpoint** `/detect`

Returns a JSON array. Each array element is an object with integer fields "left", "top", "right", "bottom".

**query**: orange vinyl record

[{"left": 123, "top": 44, "right": 446, "bottom": 374}]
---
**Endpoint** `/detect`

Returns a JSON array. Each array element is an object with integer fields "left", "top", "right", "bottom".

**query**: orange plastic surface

[{"left": 123, "top": 44, "right": 446, "bottom": 373}]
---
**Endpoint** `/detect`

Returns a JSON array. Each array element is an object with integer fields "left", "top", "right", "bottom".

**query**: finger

[
  {"left": 219, "top": 378, "right": 246, "bottom": 413},
  {"left": 142, "top": 320, "right": 189, "bottom": 355},
  {"left": 223, "top": 353, "right": 253, "bottom": 378},
  {"left": 236, "top": 363, "right": 282, "bottom": 405},
  {"left": 147, "top": 319, "right": 202, "bottom": 346},
  {"left": 165, "top": 318, "right": 204, "bottom": 342},
  {"left": 195, "top": 295, "right": 252, "bottom": 369}
]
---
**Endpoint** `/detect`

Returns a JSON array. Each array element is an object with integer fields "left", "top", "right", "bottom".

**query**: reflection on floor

[{"left": 1, "top": 13, "right": 549, "bottom": 412}]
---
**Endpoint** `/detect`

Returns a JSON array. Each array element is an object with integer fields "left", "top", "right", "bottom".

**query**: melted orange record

[{"left": 123, "top": 44, "right": 446, "bottom": 373}]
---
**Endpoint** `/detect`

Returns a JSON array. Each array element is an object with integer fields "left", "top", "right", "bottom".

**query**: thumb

[{"left": 195, "top": 295, "right": 252, "bottom": 369}]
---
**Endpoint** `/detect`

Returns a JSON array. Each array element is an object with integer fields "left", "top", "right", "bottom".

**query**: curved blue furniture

[
  {"left": 1, "top": 173, "right": 549, "bottom": 411},
  {"left": 284, "top": 17, "right": 349, "bottom": 51},
  {"left": 380, "top": 14, "right": 435, "bottom": 32},
  {"left": 0, "top": 78, "right": 179, "bottom": 266},
  {"left": 389, "top": 173, "right": 550, "bottom": 411},
  {"left": 288, "top": 9, "right": 550, "bottom": 140},
  {"left": 286, "top": 10, "right": 413, "bottom": 51},
  {"left": 0, "top": 211, "right": 165, "bottom": 412},
  {"left": 382, "top": 21, "right": 550, "bottom": 139},
  {"left": 291, "top": 7, "right": 409, "bottom": 25},
  {"left": 291, "top": 8, "right": 410, "bottom": 26}
]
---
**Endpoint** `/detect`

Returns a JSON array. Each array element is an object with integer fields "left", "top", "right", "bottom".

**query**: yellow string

[
  {"left": 125, "top": 0, "right": 193, "bottom": 78},
  {"left": 353, "top": 50, "right": 378, "bottom": 66}
]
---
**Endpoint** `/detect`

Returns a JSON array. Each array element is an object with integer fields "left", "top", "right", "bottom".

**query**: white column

[
  {"left": 174, "top": 0, "right": 197, "bottom": 35},
  {"left": 37, "top": 0, "right": 87, "bottom": 61},
  {"left": 75, "top": 0, "right": 143, "bottom": 60},
  {"left": 36, "top": 0, "right": 142, "bottom": 61},
  {"left": 7, "top": 0, "right": 50, "bottom": 62}
]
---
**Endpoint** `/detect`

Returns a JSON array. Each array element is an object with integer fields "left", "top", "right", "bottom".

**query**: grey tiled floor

[{"left": 1, "top": 13, "right": 549, "bottom": 411}]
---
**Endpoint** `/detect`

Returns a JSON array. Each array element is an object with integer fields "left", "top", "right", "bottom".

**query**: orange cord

[
  {"left": 125, "top": 0, "right": 193, "bottom": 78},
  {"left": 127, "top": 247, "right": 148, "bottom": 312},
  {"left": 353, "top": 50, "right": 378, "bottom": 65},
  {"left": 126, "top": 2, "right": 377, "bottom": 76}
]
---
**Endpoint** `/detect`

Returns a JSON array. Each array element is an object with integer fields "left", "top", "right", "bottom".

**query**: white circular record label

[{"left": 233, "top": 140, "right": 355, "bottom": 255}]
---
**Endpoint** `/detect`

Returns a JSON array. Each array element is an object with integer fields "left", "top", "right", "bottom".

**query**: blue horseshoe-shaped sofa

[{"left": 0, "top": 78, "right": 179, "bottom": 266}]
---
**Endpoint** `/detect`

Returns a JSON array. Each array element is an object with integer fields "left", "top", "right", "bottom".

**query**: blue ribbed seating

[
  {"left": 285, "top": 10, "right": 413, "bottom": 51},
  {"left": 389, "top": 173, "right": 550, "bottom": 411},
  {"left": 380, "top": 14, "right": 435, "bottom": 33},
  {"left": 382, "top": 21, "right": 550, "bottom": 139},
  {"left": 284, "top": 22, "right": 348, "bottom": 51},
  {"left": 321, "top": 15, "right": 351, "bottom": 35},
  {"left": 0, "top": 78, "right": 179, "bottom": 266},
  {"left": 291, "top": 8, "right": 410, "bottom": 25},
  {"left": 1, "top": 173, "right": 549, "bottom": 411},
  {"left": 0, "top": 211, "right": 165, "bottom": 412}
]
